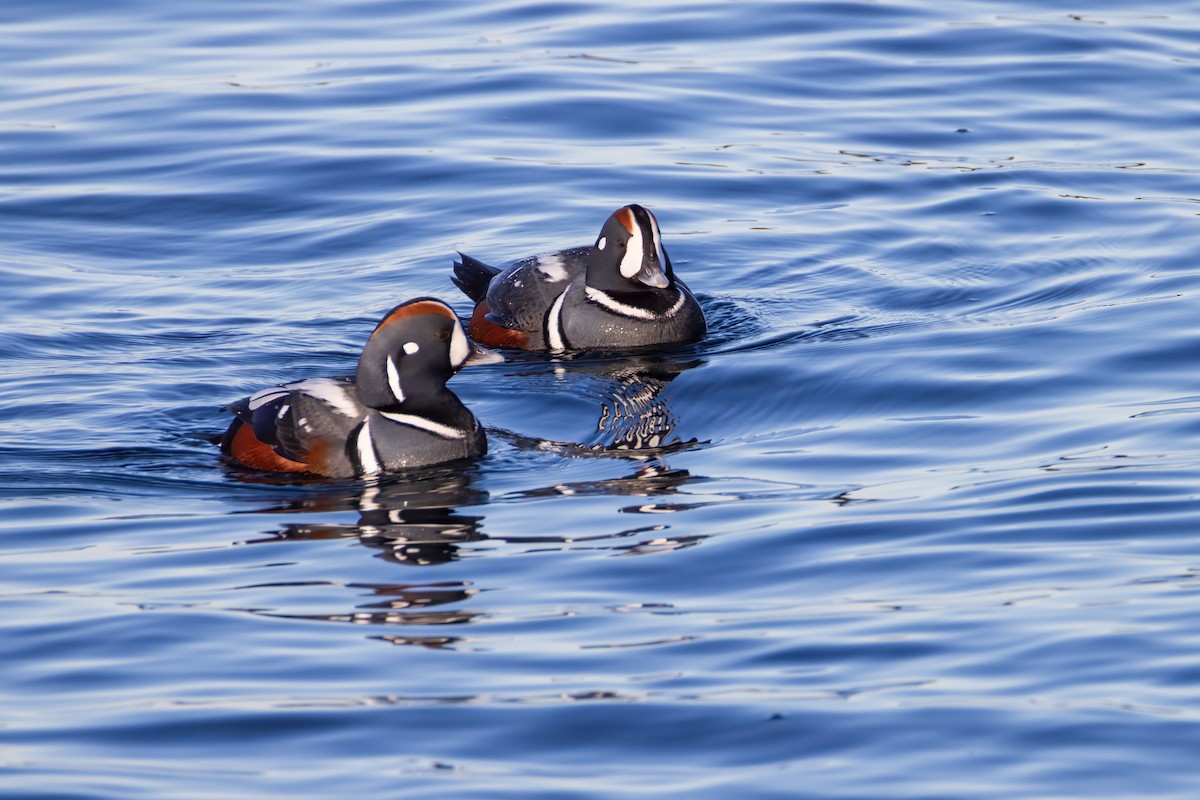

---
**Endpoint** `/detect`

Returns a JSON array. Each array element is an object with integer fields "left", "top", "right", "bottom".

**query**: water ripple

[{"left": 5, "top": 0, "right": 1200, "bottom": 797}]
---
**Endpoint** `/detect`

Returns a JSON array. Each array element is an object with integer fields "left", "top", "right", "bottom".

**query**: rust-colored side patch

[
  {"left": 227, "top": 419, "right": 312, "bottom": 473},
  {"left": 469, "top": 301, "right": 530, "bottom": 349}
]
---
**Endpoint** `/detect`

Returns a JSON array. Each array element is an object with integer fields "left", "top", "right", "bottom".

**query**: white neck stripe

[
  {"left": 386, "top": 355, "right": 405, "bottom": 403},
  {"left": 584, "top": 286, "right": 684, "bottom": 321},
  {"left": 378, "top": 411, "right": 468, "bottom": 439}
]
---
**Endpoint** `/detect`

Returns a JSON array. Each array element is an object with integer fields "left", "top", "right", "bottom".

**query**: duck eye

[{"left": 437, "top": 329, "right": 451, "bottom": 341}]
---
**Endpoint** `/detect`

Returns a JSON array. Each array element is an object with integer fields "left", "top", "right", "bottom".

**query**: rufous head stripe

[
  {"left": 374, "top": 299, "right": 457, "bottom": 334},
  {"left": 614, "top": 207, "right": 635, "bottom": 234}
]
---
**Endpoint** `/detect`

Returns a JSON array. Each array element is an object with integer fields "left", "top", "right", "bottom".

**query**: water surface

[{"left": 3, "top": 2, "right": 1200, "bottom": 797}]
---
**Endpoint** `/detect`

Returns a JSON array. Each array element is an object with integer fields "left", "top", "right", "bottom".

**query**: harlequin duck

[
  {"left": 220, "top": 298, "right": 498, "bottom": 478},
  {"left": 451, "top": 204, "right": 706, "bottom": 352}
]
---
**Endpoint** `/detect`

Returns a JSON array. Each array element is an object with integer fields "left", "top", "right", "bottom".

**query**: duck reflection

[
  {"left": 499, "top": 353, "right": 706, "bottom": 457},
  {"left": 245, "top": 467, "right": 488, "bottom": 567},
  {"left": 247, "top": 580, "right": 480, "bottom": 650},
  {"left": 518, "top": 461, "right": 691, "bottom": 499},
  {"left": 582, "top": 356, "right": 702, "bottom": 452},
  {"left": 231, "top": 355, "right": 709, "bottom": 646},
  {"left": 499, "top": 353, "right": 709, "bottom": 554},
  {"left": 233, "top": 469, "right": 488, "bottom": 649}
]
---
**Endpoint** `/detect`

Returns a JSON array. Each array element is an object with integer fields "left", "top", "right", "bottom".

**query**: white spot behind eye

[
  {"left": 403, "top": 341, "right": 419, "bottom": 355},
  {"left": 598, "top": 236, "right": 607, "bottom": 250}
]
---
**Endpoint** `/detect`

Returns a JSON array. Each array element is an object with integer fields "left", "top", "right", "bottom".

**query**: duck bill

[
  {"left": 461, "top": 341, "right": 505, "bottom": 366},
  {"left": 634, "top": 261, "right": 670, "bottom": 289}
]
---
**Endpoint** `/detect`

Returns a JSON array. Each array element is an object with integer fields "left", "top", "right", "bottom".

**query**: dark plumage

[
  {"left": 452, "top": 204, "right": 706, "bottom": 352},
  {"left": 220, "top": 298, "right": 498, "bottom": 477}
]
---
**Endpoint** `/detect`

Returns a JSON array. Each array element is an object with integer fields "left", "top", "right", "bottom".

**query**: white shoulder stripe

[
  {"left": 546, "top": 289, "right": 568, "bottom": 351},
  {"left": 356, "top": 420, "right": 381, "bottom": 475},
  {"left": 248, "top": 387, "right": 290, "bottom": 410},
  {"left": 536, "top": 253, "right": 569, "bottom": 282},
  {"left": 291, "top": 378, "right": 360, "bottom": 417},
  {"left": 378, "top": 411, "right": 468, "bottom": 440},
  {"left": 584, "top": 286, "right": 685, "bottom": 321}
]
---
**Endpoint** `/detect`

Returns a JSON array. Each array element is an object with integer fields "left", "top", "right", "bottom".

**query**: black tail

[{"left": 451, "top": 253, "right": 502, "bottom": 303}]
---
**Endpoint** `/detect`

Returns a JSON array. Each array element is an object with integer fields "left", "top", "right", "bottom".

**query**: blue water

[{"left": 3, "top": 1, "right": 1200, "bottom": 797}]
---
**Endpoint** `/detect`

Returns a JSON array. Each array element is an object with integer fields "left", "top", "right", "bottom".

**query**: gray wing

[
  {"left": 484, "top": 249, "right": 587, "bottom": 336},
  {"left": 272, "top": 378, "right": 363, "bottom": 474}
]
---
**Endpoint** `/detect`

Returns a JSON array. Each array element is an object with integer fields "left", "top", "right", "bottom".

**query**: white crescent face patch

[
  {"left": 449, "top": 318, "right": 471, "bottom": 369},
  {"left": 618, "top": 221, "right": 644, "bottom": 279}
]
